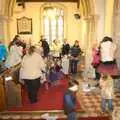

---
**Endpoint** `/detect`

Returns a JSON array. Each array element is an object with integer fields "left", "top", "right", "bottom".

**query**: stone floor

[
  {"left": 75, "top": 73, "right": 120, "bottom": 119},
  {"left": 0, "top": 72, "right": 120, "bottom": 120}
]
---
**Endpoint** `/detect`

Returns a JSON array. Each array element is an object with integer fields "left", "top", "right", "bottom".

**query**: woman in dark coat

[{"left": 70, "top": 40, "right": 83, "bottom": 74}]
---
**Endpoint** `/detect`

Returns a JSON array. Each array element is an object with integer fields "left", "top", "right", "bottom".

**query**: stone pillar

[
  {"left": 112, "top": 11, "right": 120, "bottom": 70},
  {"left": 0, "top": 15, "right": 11, "bottom": 46},
  {"left": 83, "top": 15, "right": 99, "bottom": 78},
  {"left": 112, "top": 12, "right": 120, "bottom": 92}
]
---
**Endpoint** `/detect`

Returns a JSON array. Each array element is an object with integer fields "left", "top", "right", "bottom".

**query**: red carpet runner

[{"left": 8, "top": 79, "right": 80, "bottom": 111}]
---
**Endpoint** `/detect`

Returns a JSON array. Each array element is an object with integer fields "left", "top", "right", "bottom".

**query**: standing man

[
  {"left": 61, "top": 39, "right": 70, "bottom": 56},
  {"left": 63, "top": 79, "right": 79, "bottom": 120}
]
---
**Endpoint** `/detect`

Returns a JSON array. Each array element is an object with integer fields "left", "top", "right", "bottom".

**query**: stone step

[{"left": 0, "top": 110, "right": 85, "bottom": 120}]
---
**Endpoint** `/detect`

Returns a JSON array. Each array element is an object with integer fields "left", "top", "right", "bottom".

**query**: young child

[
  {"left": 48, "top": 61, "right": 58, "bottom": 86},
  {"left": 99, "top": 74, "right": 114, "bottom": 113},
  {"left": 47, "top": 59, "right": 63, "bottom": 86},
  {"left": 55, "top": 59, "right": 63, "bottom": 80},
  {"left": 61, "top": 55, "right": 70, "bottom": 79},
  {"left": 63, "top": 79, "right": 79, "bottom": 120},
  {"left": 61, "top": 55, "right": 69, "bottom": 74}
]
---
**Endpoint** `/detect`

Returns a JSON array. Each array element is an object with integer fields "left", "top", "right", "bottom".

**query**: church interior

[{"left": 0, "top": 0, "right": 120, "bottom": 120}]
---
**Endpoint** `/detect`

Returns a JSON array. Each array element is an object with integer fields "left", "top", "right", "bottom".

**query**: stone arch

[
  {"left": 1, "top": 0, "right": 95, "bottom": 18},
  {"left": 1, "top": 0, "right": 15, "bottom": 16},
  {"left": 112, "top": 0, "right": 120, "bottom": 38},
  {"left": 79, "top": 0, "right": 95, "bottom": 17},
  {"left": 79, "top": 0, "right": 97, "bottom": 78},
  {"left": 0, "top": 0, "right": 96, "bottom": 76}
]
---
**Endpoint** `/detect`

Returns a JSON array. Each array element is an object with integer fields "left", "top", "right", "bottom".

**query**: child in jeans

[{"left": 99, "top": 74, "right": 114, "bottom": 113}]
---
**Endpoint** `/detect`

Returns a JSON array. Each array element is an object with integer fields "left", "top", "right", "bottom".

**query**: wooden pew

[
  {"left": 0, "top": 64, "right": 21, "bottom": 111},
  {"left": 0, "top": 76, "right": 6, "bottom": 111}
]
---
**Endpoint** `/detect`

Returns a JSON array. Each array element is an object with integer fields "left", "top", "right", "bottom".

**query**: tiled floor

[
  {"left": 0, "top": 73, "right": 120, "bottom": 119},
  {"left": 75, "top": 74, "right": 120, "bottom": 118}
]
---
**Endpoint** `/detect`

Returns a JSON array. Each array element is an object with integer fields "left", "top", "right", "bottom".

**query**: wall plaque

[{"left": 17, "top": 16, "right": 32, "bottom": 34}]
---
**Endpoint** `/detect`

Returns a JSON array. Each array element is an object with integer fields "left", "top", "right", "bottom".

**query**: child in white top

[{"left": 61, "top": 55, "right": 70, "bottom": 75}]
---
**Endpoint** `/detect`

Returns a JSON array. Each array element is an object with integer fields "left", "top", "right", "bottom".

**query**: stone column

[
  {"left": 112, "top": 12, "right": 120, "bottom": 92},
  {"left": 83, "top": 15, "right": 99, "bottom": 78},
  {"left": 0, "top": 15, "right": 11, "bottom": 46}
]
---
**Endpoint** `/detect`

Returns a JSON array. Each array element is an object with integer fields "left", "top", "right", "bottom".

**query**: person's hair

[
  {"left": 101, "top": 74, "right": 111, "bottom": 80},
  {"left": 28, "top": 46, "right": 36, "bottom": 55},
  {"left": 102, "top": 75, "right": 108, "bottom": 80},
  {"left": 101, "top": 36, "right": 113, "bottom": 43},
  {"left": 15, "top": 41, "right": 20, "bottom": 46},
  {"left": 15, "top": 35, "right": 20, "bottom": 38},
  {"left": 74, "top": 40, "right": 79, "bottom": 47},
  {"left": 53, "top": 39, "right": 56, "bottom": 43},
  {"left": 68, "top": 79, "right": 79, "bottom": 87}
]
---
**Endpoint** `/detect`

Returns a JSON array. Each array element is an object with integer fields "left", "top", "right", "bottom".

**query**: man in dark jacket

[
  {"left": 40, "top": 36, "right": 50, "bottom": 57},
  {"left": 63, "top": 79, "right": 79, "bottom": 120},
  {"left": 61, "top": 39, "right": 70, "bottom": 56}
]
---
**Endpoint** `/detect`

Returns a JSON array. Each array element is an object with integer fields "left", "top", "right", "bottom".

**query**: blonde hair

[
  {"left": 28, "top": 46, "right": 36, "bottom": 55},
  {"left": 101, "top": 74, "right": 112, "bottom": 80}
]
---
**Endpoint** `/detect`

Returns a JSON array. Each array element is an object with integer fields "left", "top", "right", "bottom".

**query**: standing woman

[
  {"left": 20, "top": 46, "right": 45, "bottom": 103},
  {"left": 0, "top": 41, "right": 7, "bottom": 63},
  {"left": 50, "top": 39, "right": 61, "bottom": 60},
  {"left": 97, "top": 36, "right": 120, "bottom": 76},
  {"left": 40, "top": 36, "right": 50, "bottom": 58},
  {"left": 36, "top": 40, "right": 44, "bottom": 57},
  {"left": 70, "top": 40, "right": 83, "bottom": 74},
  {"left": 5, "top": 41, "right": 23, "bottom": 68},
  {"left": 0, "top": 41, "right": 7, "bottom": 71}
]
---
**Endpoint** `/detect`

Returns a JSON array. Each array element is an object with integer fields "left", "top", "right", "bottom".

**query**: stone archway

[
  {"left": 0, "top": 0, "right": 16, "bottom": 45},
  {"left": 79, "top": 0, "right": 98, "bottom": 77},
  {"left": 0, "top": 0, "right": 96, "bottom": 76}
]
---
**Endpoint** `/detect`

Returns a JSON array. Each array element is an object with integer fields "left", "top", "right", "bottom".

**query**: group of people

[
  {"left": 91, "top": 36, "right": 120, "bottom": 114},
  {"left": 0, "top": 35, "right": 83, "bottom": 107},
  {"left": 1, "top": 35, "right": 119, "bottom": 119}
]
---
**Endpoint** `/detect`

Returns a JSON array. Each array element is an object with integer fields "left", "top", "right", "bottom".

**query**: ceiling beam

[{"left": 16, "top": 0, "right": 78, "bottom": 2}]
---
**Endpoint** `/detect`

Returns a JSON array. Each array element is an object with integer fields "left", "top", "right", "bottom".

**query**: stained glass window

[{"left": 43, "top": 7, "right": 64, "bottom": 44}]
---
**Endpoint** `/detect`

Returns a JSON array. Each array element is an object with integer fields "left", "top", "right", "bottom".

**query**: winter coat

[
  {"left": 63, "top": 89, "right": 76, "bottom": 115},
  {"left": 70, "top": 45, "right": 82, "bottom": 57},
  {"left": 61, "top": 44, "right": 70, "bottom": 56},
  {"left": 0, "top": 44, "right": 7, "bottom": 63}
]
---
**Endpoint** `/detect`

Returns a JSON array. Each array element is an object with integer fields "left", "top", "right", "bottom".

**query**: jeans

[
  {"left": 101, "top": 98, "right": 113, "bottom": 112},
  {"left": 70, "top": 59, "right": 78, "bottom": 74},
  {"left": 67, "top": 112, "right": 76, "bottom": 120}
]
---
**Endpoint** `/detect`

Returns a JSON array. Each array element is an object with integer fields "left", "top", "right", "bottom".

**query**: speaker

[
  {"left": 17, "top": 2, "right": 25, "bottom": 8},
  {"left": 74, "top": 14, "right": 80, "bottom": 19}
]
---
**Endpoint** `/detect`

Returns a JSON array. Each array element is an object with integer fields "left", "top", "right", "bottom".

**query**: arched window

[{"left": 43, "top": 7, "right": 64, "bottom": 44}]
